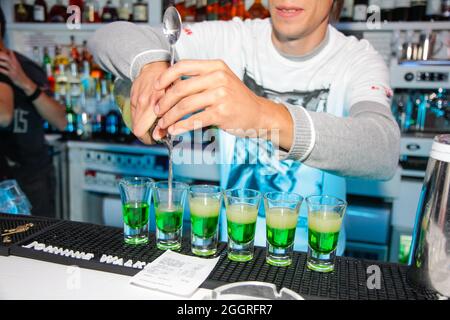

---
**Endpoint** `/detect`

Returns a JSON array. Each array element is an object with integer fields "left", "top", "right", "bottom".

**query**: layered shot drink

[
  {"left": 118, "top": 177, "right": 153, "bottom": 245},
  {"left": 264, "top": 192, "right": 302, "bottom": 267},
  {"left": 306, "top": 195, "right": 346, "bottom": 272},
  {"left": 224, "top": 189, "right": 261, "bottom": 262},
  {"left": 153, "top": 181, "right": 188, "bottom": 250},
  {"left": 189, "top": 185, "right": 222, "bottom": 256}
]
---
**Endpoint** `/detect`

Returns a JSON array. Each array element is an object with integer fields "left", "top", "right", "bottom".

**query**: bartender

[
  {"left": 88, "top": 0, "right": 400, "bottom": 252},
  {"left": 0, "top": 8, "right": 67, "bottom": 218}
]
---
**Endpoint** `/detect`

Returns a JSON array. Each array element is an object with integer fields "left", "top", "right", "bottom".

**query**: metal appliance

[
  {"left": 390, "top": 61, "right": 450, "bottom": 263},
  {"left": 408, "top": 135, "right": 450, "bottom": 297}
]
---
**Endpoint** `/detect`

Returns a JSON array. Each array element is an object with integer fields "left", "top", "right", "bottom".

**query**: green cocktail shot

[
  {"left": 265, "top": 207, "right": 299, "bottom": 266},
  {"left": 155, "top": 204, "right": 183, "bottom": 234},
  {"left": 122, "top": 201, "right": 150, "bottom": 245},
  {"left": 308, "top": 211, "right": 342, "bottom": 254},
  {"left": 190, "top": 197, "right": 220, "bottom": 239},
  {"left": 189, "top": 196, "right": 221, "bottom": 256},
  {"left": 226, "top": 203, "right": 258, "bottom": 262},
  {"left": 266, "top": 208, "right": 298, "bottom": 248},
  {"left": 307, "top": 209, "right": 344, "bottom": 272}
]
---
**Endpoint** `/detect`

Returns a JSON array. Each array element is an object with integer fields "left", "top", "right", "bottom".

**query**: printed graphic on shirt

[{"left": 243, "top": 70, "right": 330, "bottom": 113}]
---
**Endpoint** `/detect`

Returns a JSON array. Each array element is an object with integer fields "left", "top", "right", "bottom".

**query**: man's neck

[
  {"left": 271, "top": 19, "right": 329, "bottom": 57},
  {"left": 0, "top": 40, "right": 4, "bottom": 51}
]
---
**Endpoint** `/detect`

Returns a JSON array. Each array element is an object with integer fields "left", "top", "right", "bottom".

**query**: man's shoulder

[
  {"left": 15, "top": 51, "right": 47, "bottom": 85},
  {"left": 329, "top": 26, "right": 386, "bottom": 64}
]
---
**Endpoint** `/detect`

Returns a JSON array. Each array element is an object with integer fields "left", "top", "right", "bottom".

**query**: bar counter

[{"left": 0, "top": 213, "right": 438, "bottom": 300}]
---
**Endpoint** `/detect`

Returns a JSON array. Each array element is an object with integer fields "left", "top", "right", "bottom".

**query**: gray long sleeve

[
  {"left": 88, "top": 22, "right": 400, "bottom": 181},
  {"left": 88, "top": 21, "right": 170, "bottom": 80},
  {"left": 283, "top": 102, "right": 400, "bottom": 180}
]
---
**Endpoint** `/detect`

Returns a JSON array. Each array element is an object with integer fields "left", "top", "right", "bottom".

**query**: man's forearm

[
  {"left": 88, "top": 22, "right": 170, "bottom": 80},
  {"left": 282, "top": 101, "right": 400, "bottom": 180}
]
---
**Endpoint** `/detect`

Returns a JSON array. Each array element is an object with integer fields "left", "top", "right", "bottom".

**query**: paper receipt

[{"left": 129, "top": 250, "right": 220, "bottom": 297}]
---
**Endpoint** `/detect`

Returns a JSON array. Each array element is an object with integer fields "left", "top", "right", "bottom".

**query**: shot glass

[
  {"left": 264, "top": 192, "right": 303, "bottom": 267},
  {"left": 153, "top": 181, "right": 188, "bottom": 251},
  {"left": 118, "top": 177, "right": 153, "bottom": 245},
  {"left": 306, "top": 195, "right": 347, "bottom": 273},
  {"left": 189, "top": 185, "right": 222, "bottom": 257},
  {"left": 224, "top": 188, "right": 261, "bottom": 262}
]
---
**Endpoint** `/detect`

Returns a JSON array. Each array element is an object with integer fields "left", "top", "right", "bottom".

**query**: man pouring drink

[{"left": 88, "top": 0, "right": 400, "bottom": 266}]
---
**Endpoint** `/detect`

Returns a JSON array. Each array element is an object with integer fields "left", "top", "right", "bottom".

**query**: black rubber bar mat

[
  {"left": 0, "top": 213, "right": 60, "bottom": 256},
  {"left": 8, "top": 218, "right": 438, "bottom": 300}
]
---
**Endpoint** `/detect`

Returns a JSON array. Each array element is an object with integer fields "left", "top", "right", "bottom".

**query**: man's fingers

[
  {"left": 159, "top": 88, "right": 225, "bottom": 129},
  {"left": 152, "top": 125, "right": 168, "bottom": 141},
  {"left": 156, "top": 71, "right": 228, "bottom": 116},
  {"left": 154, "top": 59, "right": 228, "bottom": 91},
  {"left": 167, "top": 110, "right": 215, "bottom": 136},
  {"left": 136, "top": 132, "right": 154, "bottom": 145},
  {"left": 0, "top": 67, "right": 10, "bottom": 75}
]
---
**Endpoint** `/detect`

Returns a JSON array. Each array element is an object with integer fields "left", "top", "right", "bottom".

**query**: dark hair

[
  {"left": 330, "top": 0, "right": 344, "bottom": 23},
  {"left": 0, "top": 5, "right": 5, "bottom": 40}
]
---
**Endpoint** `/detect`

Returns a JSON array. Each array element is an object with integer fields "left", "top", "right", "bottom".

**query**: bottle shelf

[
  {"left": 6, "top": 22, "right": 158, "bottom": 32},
  {"left": 7, "top": 20, "right": 450, "bottom": 33},
  {"left": 335, "top": 21, "right": 450, "bottom": 32}
]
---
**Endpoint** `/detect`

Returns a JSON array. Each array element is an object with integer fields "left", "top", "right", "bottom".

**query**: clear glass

[
  {"left": 306, "top": 195, "right": 347, "bottom": 273},
  {"left": 153, "top": 181, "right": 188, "bottom": 251},
  {"left": 224, "top": 188, "right": 261, "bottom": 262},
  {"left": 264, "top": 192, "right": 303, "bottom": 267},
  {"left": 118, "top": 177, "right": 153, "bottom": 245},
  {"left": 0, "top": 180, "right": 32, "bottom": 215},
  {"left": 189, "top": 185, "right": 222, "bottom": 257}
]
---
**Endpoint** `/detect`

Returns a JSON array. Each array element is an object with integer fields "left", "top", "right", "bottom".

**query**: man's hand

[
  {"left": 0, "top": 50, "right": 37, "bottom": 95},
  {"left": 130, "top": 61, "right": 169, "bottom": 144},
  {"left": 152, "top": 60, "right": 293, "bottom": 150}
]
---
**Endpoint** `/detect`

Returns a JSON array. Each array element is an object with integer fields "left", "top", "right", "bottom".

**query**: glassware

[
  {"left": 264, "top": 192, "right": 303, "bottom": 267},
  {"left": 153, "top": 181, "right": 188, "bottom": 250},
  {"left": 0, "top": 180, "right": 32, "bottom": 215},
  {"left": 306, "top": 195, "right": 347, "bottom": 273},
  {"left": 189, "top": 185, "right": 222, "bottom": 256},
  {"left": 118, "top": 177, "right": 153, "bottom": 245},
  {"left": 224, "top": 188, "right": 261, "bottom": 262}
]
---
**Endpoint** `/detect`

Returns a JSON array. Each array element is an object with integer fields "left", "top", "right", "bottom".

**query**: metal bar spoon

[{"left": 160, "top": 6, "right": 182, "bottom": 210}]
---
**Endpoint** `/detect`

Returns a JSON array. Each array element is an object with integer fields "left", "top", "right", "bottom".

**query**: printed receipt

[{"left": 129, "top": 250, "right": 220, "bottom": 297}]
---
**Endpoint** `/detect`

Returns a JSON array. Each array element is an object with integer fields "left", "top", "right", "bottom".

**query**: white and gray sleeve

[
  {"left": 87, "top": 21, "right": 171, "bottom": 80},
  {"left": 282, "top": 101, "right": 400, "bottom": 180}
]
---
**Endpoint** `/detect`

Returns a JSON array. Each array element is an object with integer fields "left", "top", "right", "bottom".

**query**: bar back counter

[{"left": 0, "top": 213, "right": 438, "bottom": 300}]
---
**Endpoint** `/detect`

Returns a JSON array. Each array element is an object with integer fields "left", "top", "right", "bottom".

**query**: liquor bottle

[
  {"left": 231, "top": 0, "right": 246, "bottom": 19},
  {"left": 196, "top": 0, "right": 208, "bottom": 21},
  {"left": 426, "top": 0, "right": 443, "bottom": 20},
  {"left": 69, "top": 61, "right": 82, "bottom": 98},
  {"left": 380, "top": 0, "right": 395, "bottom": 21},
  {"left": 118, "top": 0, "right": 132, "bottom": 21},
  {"left": 184, "top": 0, "right": 197, "bottom": 21},
  {"left": 70, "top": 35, "right": 81, "bottom": 65},
  {"left": 45, "top": 62, "right": 55, "bottom": 94},
  {"left": 42, "top": 47, "right": 52, "bottom": 68},
  {"left": 83, "top": 0, "right": 101, "bottom": 22},
  {"left": 65, "top": 95, "right": 77, "bottom": 135},
  {"left": 443, "top": 0, "right": 450, "bottom": 20},
  {"left": 54, "top": 45, "right": 69, "bottom": 67},
  {"left": 132, "top": 0, "right": 148, "bottom": 22},
  {"left": 340, "top": 0, "right": 354, "bottom": 22},
  {"left": 33, "top": 0, "right": 48, "bottom": 22},
  {"left": 69, "top": 0, "right": 85, "bottom": 17},
  {"left": 394, "top": 0, "right": 411, "bottom": 21},
  {"left": 207, "top": 0, "right": 219, "bottom": 20},
  {"left": 15, "top": 0, "right": 33, "bottom": 22},
  {"left": 174, "top": 0, "right": 186, "bottom": 21},
  {"left": 101, "top": 0, "right": 119, "bottom": 22},
  {"left": 56, "top": 64, "right": 68, "bottom": 101},
  {"left": 81, "top": 40, "right": 93, "bottom": 67},
  {"left": 410, "top": 0, "right": 426, "bottom": 20},
  {"left": 218, "top": 0, "right": 232, "bottom": 20},
  {"left": 49, "top": 0, "right": 68, "bottom": 22},
  {"left": 248, "top": 0, "right": 270, "bottom": 19},
  {"left": 353, "top": 0, "right": 368, "bottom": 21}
]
